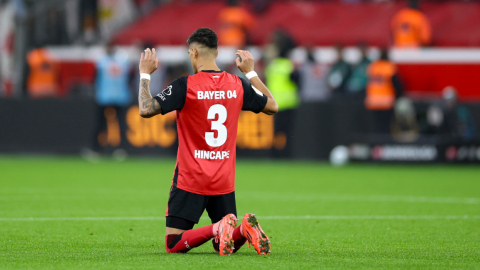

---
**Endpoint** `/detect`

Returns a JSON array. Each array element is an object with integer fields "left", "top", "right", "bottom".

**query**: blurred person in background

[
  {"left": 391, "top": 0, "right": 431, "bottom": 48},
  {"left": 365, "top": 49, "right": 403, "bottom": 134},
  {"left": 26, "top": 48, "right": 59, "bottom": 98},
  {"left": 218, "top": 0, "right": 256, "bottom": 48},
  {"left": 263, "top": 28, "right": 296, "bottom": 66},
  {"left": 326, "top": 44, "right": 351, "bottom": 94},
  {"left": 299, "top": 47, "right": 330, "bottom": 102},
  {"left": 83, "top": 43, "right": 132, "bottom": 160},
  {"left": 264, "top": 29, "right": 299, "bottom": 158},
  {"left": 441, "top": 86, "right": 476, "bottom": 142},
  {"left": 391, "top": 97, "right": 419, "bottom": 143},
  {"left": 345, "top": 42, "right": 371, "bottom": 96},
  {"left": 79, "top": 0, "right": 98, "bottom": 45}
]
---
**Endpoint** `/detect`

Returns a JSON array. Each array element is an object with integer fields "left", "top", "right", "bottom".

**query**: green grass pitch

[{"left": 1, "top": 156, "right": 479, "bottom": 269}]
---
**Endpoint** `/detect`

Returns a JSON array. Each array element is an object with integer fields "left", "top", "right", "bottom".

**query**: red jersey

[{"left": 154, "top": 70, "right": 267, "bottom": 195}]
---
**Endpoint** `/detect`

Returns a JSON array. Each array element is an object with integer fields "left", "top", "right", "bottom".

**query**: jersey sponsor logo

[
  {"left": 156, "top": 85, "right": 172, "bottom": 101},
  {"left": 197, "top": 90, "right": 237, "bottom": 100},
  {"left": 194, "top": 150, "right": 230, "bottom": 160}
]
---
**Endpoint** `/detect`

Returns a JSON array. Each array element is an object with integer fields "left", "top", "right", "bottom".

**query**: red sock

[
  {"left": 165, "top": 224, "right": 215, "bottom": 253},
  {"left": 232, "top": 224, "right": 247, "bottom": 252}
]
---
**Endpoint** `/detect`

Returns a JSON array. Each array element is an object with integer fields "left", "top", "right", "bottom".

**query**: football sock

[
  {"left": 212, "top": 221, "right": 220, "bottom": 236},
  {"left": 165, "top": 224, "right": 215, "bottom": 253},
  {"left": 232, "top": 223, "right": 247, "bottom": 252}
]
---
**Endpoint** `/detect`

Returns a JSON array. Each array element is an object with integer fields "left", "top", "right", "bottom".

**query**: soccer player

[{"left": 137, "top": 28, "right": 278, "bottom": 255}]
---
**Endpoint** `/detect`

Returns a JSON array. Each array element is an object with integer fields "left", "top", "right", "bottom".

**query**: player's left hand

[
  {"left": 139, "top": 48, "right": 159, "bottom": 75},
  {"left": 235, "top": 50, "right": 255, "bottom": 74}
]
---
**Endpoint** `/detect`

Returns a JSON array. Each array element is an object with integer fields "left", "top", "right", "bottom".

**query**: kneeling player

[{"left": 137, "top": 28, "right": 278, "bottom": 255}]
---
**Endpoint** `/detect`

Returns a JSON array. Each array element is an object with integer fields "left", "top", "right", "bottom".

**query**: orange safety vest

[
  {"left": 27, "top": 48, "right": 59, "bottom": 98},
  {"left": 218, "top": 6, "right": 256, "bottom": 47},
  {"left": 391, "top": 8, "right": 431, "bottom": 48},
  {"left": 365, "top": 60, "right": 396, "bottom": 110}
]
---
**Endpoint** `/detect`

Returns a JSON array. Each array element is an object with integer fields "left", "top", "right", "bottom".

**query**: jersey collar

[{"left": 199, "top": 70, "right": 223, "bottom": 73}]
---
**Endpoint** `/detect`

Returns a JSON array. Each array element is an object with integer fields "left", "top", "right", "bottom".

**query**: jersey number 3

[{"left": 206, "top": 104, "right": 227, "bottom": 147}]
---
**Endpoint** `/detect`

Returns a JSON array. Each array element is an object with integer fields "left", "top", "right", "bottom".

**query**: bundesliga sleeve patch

[
  {"left": 156, "top": 85, "right": 173, "bottom": 101},
  {"left": 252, "top": 85, "right": 263, "bottom": 96}
]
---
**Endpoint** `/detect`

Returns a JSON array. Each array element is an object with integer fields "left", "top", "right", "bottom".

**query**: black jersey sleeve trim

[
  {"left": 153, "top": 76, "right": 188, "bottom": 115},
  {"left": 240, "top": 77, "right": 268, "bottom": 114}
]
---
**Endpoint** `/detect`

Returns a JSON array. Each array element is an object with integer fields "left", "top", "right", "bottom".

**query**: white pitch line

[
  {"left": 2, "top": 194, "right": 480, "bottom": 204},
  {"left": 0, "top": 217, "right": 164, "bottom": 221},
  {"left": 239, "top": 194, "right": 480, "bottom": 204},
  {"left": 259, "top": 215, "right": 480, "bottom": 220},
  {"left": 0, "top": 215, "right": 479, "bottom": 222}
]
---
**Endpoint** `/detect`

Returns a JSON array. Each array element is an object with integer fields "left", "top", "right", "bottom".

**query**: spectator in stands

[
  {"left": 299, "top": 47, "right": 330, "bottom": 102},
  {"left": 83, "top": 43, "right": 132, "bottom": 160},
  {"left": 391, "top": 0, "right": 431, "bottom": 48},
  {"left": 218, "top": 0, "right": 256, "bottom": 48},
  {"left": 365, "top": 49, "right": 403, "bottom": 134},
  {"left": 263, "top": 28, "right": 296, "bottom": 67},
  {"left": 345, "top": 42, "right": 371, "bottom": 96},
  {"left": 441, "top": 86, "right": 476, "bottom": 142},
  {"left": 26, "top": 48, "right": 59, "bottom": 98},
  {"left": 80, "top": 0, "right": 98, "bottom": 45},
  {"left": 326, "top": 44, "right": 351, "bottom": 94},
  {"left": 264, "top": 29, "right": 299, "bottom": 158}
]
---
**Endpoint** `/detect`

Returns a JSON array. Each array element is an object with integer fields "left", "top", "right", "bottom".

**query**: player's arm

[
  {"left": 236, "top": 50, "right": 278, "bottom": 115},
  {"left": 138, "top": 48, "right": 162, "bottom": 118}
]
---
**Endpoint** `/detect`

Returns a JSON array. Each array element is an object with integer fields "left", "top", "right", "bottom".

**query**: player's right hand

[
  {"left": 139, "top": 48, "right": 159, "bottom": 75},
  {"left": 235, "top": 50, "right": 255, "bottom": 74}
]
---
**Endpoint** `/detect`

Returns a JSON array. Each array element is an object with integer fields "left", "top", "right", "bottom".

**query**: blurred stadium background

[
  {"left": 1, "top": 0, "right": 480, "bottom": 162},
  {"left": 1, "top": 0, "right": 480, "bottom": 268}
]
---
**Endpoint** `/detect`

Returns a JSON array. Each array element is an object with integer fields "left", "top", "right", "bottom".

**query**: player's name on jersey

[
  {"left": 197, "top": 90, "right": 237, "bottom": 100},
  {"left": 194, "top": 150, "right": 230, "bottom": 160}
]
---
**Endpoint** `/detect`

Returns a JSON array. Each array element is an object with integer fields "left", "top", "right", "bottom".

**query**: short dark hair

[{"left": 187, "top": 28, "right": 218, "bottom": 49}]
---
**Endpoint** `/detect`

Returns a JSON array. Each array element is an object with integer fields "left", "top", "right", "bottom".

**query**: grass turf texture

[{"left": 1, "top": 156, "right": 479, "bottom": 269}]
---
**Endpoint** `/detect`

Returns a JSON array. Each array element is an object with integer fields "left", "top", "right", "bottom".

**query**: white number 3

[{"left": 205, "top": 104, "right": 227, "bottom": 147}]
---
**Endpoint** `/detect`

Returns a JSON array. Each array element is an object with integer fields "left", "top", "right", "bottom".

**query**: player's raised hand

[
  {"left": 139, "top": 48, "right": 159, "bottom": 75},
  {"left": 235, "top": 50, "right": 255, "bottom": 74}
]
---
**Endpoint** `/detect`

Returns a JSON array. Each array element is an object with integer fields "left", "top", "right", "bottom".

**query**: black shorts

[{"left": 166, "top": 186, "right": 237, "bottom": 230}]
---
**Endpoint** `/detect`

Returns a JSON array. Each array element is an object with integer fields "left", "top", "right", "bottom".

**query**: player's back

[
  {"left": 154, "top": 68, "right": 266, "bottom": 196},
  {"left": 175, "top": 71, "right": 246, "bottom": 195}
]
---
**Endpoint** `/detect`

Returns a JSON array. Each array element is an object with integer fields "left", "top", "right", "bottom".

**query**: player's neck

[{"left": 196, "top": 61, "right": 220, "bottom": 72}]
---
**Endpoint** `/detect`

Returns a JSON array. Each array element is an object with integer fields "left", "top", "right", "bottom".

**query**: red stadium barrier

[
  {"left": 397, "top": 64, "right": 480, "bottom": 100},
  {"left": 57, "top": 62, "right": 96, "bottom": 96}
]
